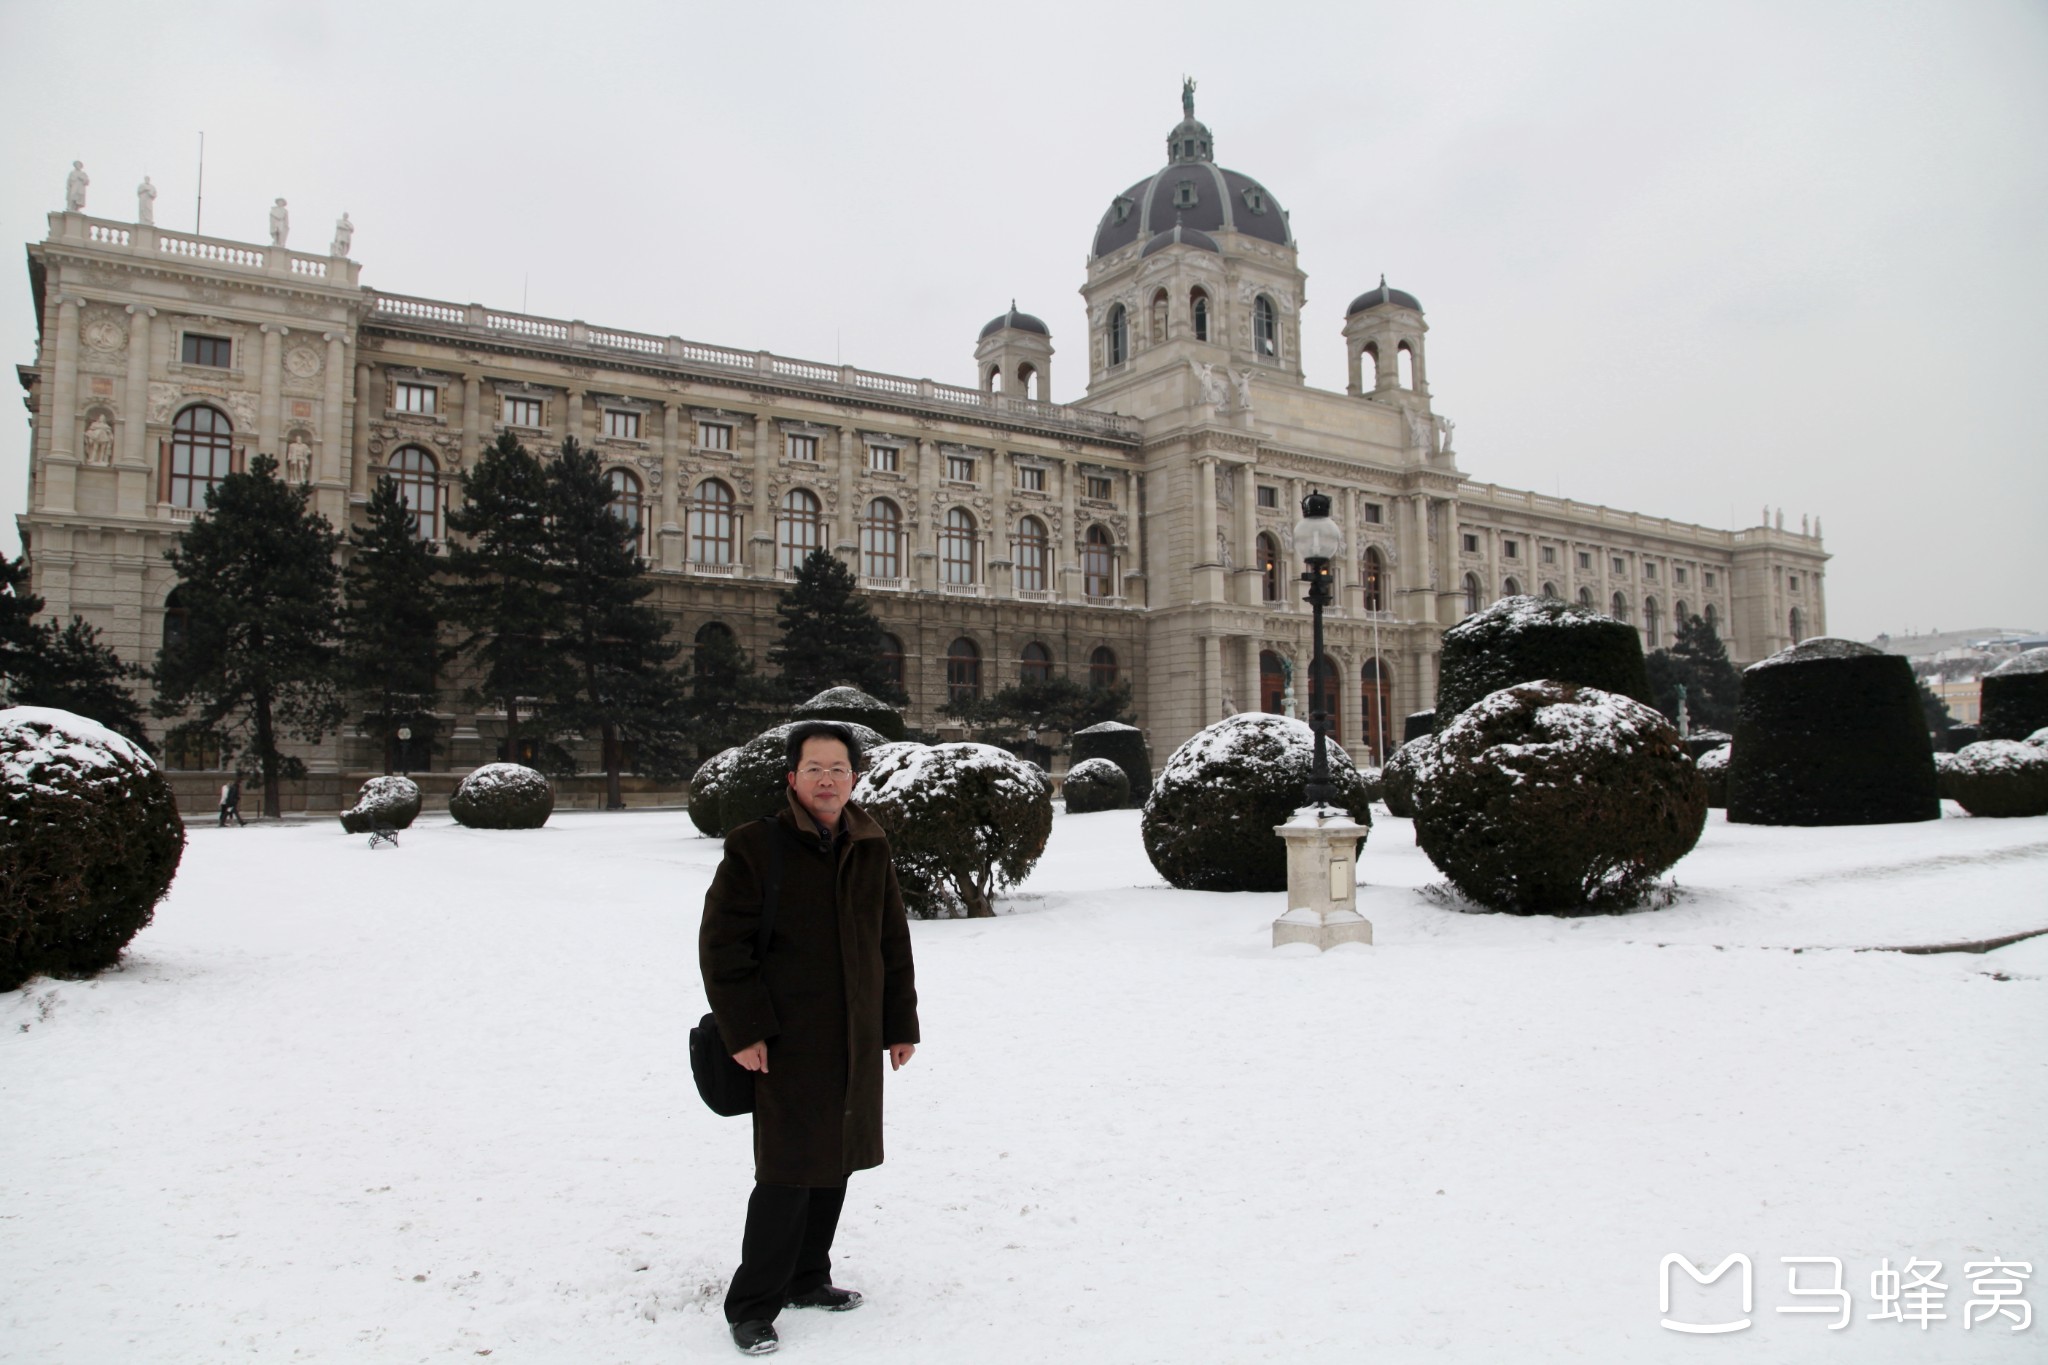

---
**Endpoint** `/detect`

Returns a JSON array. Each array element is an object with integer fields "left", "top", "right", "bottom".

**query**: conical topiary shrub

[
  {"left": 790, "top": 686, "right": 908, "bottom": 742},
  {"left": 1070, "top": 721, "right": 1151, "bottom": 807},
  {"left": 449, "top": 763, "right": 554, "bottom": 829},
  {"left": 1980, "top": 648, "right": 2048, "bottom": 742},
  {"left": 1435, "top": 595, "right": 1652, "bottom": 724},
  {"left": 1726, "top": 639, "right": 1938, "bottom": 826}
]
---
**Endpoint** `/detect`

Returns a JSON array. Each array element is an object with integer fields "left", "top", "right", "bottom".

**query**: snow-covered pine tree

[
  {"left": 339, "top": 477, "right": 447, "bottom": 773},
  {"left": 1646, "top": 611, "right": 1743, "bottom": 733},
  {"left": 767, "top": 548, "right": 904, "bottom": 704}
]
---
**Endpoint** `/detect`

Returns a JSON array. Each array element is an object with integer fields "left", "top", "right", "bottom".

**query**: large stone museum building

[{"left": 14, "top": 93, "right": 1828, "bottom": 789}]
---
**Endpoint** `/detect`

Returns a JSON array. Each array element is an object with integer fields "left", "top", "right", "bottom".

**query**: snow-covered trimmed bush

[
  {"left": 1980, "top": 647, "right": 2048, "bottom": 742},
  {"left": 1696, "top": 742, "right": 1731, "bottom": 808},
  {"left": 1941, "top": 724, "right": 1980, "bottom": 754},
  {"left": 2028, "top": 727, "right": 2048, "bottom": 748},
  {"left": 791, "top": 686, "right": 908, "bottom": 742},
  {"left": 1358, "top": 766, "right": 1385, "bottom": 805},
  {"left": 1061, "top": 756, "right": 1129, "bottom": 814},
  {"left": 449, "top": 763, "right": 554, "bottom": 829},
  {"left": 1141, "top": 713, "right": 1374, "bottom": 892},
  {"left": 2, "top": 706, "right": 186, "bottom": 992},
  {"left": 1944, "top": 740, "right": 2048, "bottom": 818},
  {"left": 1435, "top": 595, "right": 1652, "bottom": 723},
  {"left": 714, "top": 721, "right": 888, "bottom": 837},
  {"left": 687, "top": 747, "right": 741, "bottom": 837},
  {"left": 1727, "top": 638, "right": 1938, "bottom": 827},
  {"left": 1381, "top": 735, "right": 1432, "bottom": 818},
  {"left": 1404, "top": 710, "right": 1436, "bottom": 743},
  {"left": 1682, "top": 730, "right": 1732, "bottom": 761},
  {"left": 338, "top": 775, "right": 422, "bottom": 834},
  {"left": 854, "top": 742, "right": 1052, "bottom": 917},
  {"left": 1413, "top": 682, "right": 1707, "bottom": 914},
  {"left": 1070, "top": 721, "right": 1150, "bottom": 807},
  {"left": 1933, "top": 750, "right": 1960, "bottom": 802}
]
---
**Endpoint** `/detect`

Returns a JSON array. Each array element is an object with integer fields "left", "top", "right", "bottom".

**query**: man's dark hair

[{"left": 785, "top": 721, "right": 864, "bottom": 775}]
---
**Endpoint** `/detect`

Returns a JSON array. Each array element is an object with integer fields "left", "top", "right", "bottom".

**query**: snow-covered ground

[{"left": 4, "top": 804, "right": 2044, "bottom": 1363}]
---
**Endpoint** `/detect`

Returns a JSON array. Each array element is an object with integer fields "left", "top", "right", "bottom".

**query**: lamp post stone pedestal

[{"left": 1272, "top": 806, "right": 1374, "bottom": 950}]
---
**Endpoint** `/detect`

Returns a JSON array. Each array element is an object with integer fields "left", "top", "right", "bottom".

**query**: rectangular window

[
  {"left": 605, "top": 410, "right": 641, "bottom": 440},
  {"left": 1643, "top": 561, "right": 1657, "bottom": 581},
  {"left": 1612, "top": 556, "right": 1627, "bottom": 575},
  {"left": 1704, "top": 570, "right": 1717, "bottom": 590},
  {"left": 1086, "top": 475, "right": 1113, "bottom": 501},
  {"left": 1256, "top": 486, "right": 1279, "bottom": 509},
  {"left": 785, "top": 433, "right": 818, "bottom": 462},
  {"left": 1541, "top": 545, "right": 1557, "bottom": 565},
  {"left": 1503, "top": 539, "right": 1519, "bottom": 560},
  {"left": 393, "top": 382, "right": 437, "bottom": 415},
  {"left": 181, "top": 333, "right": 232, "bottom": 368},
  {"left": 1789, "top": 573, "right": 1801, "bottom": 592},
  {"left": 698, "top": 421, "right": 732, "bottom": 451},
  {"left": 1577, "top": 550, "right": 1592, "bottom": 571},
  {"left": 867, "top": 444, "right": 898, "bottom": 473},
  {"left": 1362, "top": 502, "right": 1383, "bottom": 524},
  {"left": 1675, "top": 566, "right": 1688, "bottom": 585},
  {"left": 1462, "top": 533, "right": 1479, "bottom": 553},
  {"left": 502, "top": 395, "right": 544, "bottom": 427},
  {"left": 1017, "top": 465, "right": 1046, "bottom": 492},
  {"left": 946, "top": 453, "right": 976, "bottom": 483}
]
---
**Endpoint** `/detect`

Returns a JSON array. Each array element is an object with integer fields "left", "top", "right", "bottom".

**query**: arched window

[
  {"left": 775, "top": 487, "right": 822, "bottom": 571},
  {"left": 1464, "top": 573, "right": 1483, "bottom": 616},
  {"left": 687, "top": 479, "right": 737, "bottom": 564},
  {"left": 1541, "top": 581, "right": 1559, "bottom": 599},
  {"left": 946, "top": 637, "right": 981, "bottom": 703},
  {"left": 1258, "top": 532, "right": 1281, "bottom": 603},
  {"left": 1190, "top": 288, "right": 1209, "bottom": 342},
  {"left": 1578, "top": 586, "right": 1594, "bottom": 607},
  {"left": 1088, "top": 646, "right": 1118, "bottom": 689},
  {"left": 1361, "top": 657, "right": 1394, "bottom": 763},
  {"left": 168, "top": 404, "right": 234, "bottom": 508},
  {"left": 860, "top": 497, "right": 902, "bottom": 579},
  {"left": 388, "top": 445, "right": 440, "bottom": 540},
  {"left": 1674, "top": 600, "right": 1690, "bottom": 628},
  {"left": 1611, "top": 591, "right": 1630, "bottom": 623},
  {"left": 1020, "top": 642, "right": 1053, "bottom": 683},
  {"left": 1017, "top": 363, "right": 1037, "bottom": 400},
  {"left": 1150, "top": 288, "right": 1169, "bottom": 344},
  {"left": 941, "top": 507, "right": 978, "bottom": 585},
  {"left": 1362, "top": 547, "right": 1386, "bottom": 612},
  {"left": 984, "top": 365, "right": 1002, "bottom": 394},
  {"left": 1083, "top": 524, "right": 1116, "bottom": 598},
  {"left": 1253, "top": 295, "right": 1278, "bottom": 357},
  {"left": 1260, "top": 649, "right": 1287, "bottom": 714},
  {"left": 1014, "top": 515, "right": 1049, "bottom": 592},
  {"left": 161, "top": 585, "right": 190, "bottom": 658},
  {"left": 1703, "top": 602, "right": 1718, "bottom": 632},
  {"left": 1789, "top": 606, "right": 1804, "bottom": 641},
  {"left": 1398, "top": 342, "right": 1415, "bottom": 390},
  {"left": 1644, "top": 596, "right": 1662, "bottom": 647},
  {"left": 607, "top": 467, "right": 647, "bottom": 556},
  {"left": 1361, "top": 341, "right": 1380, "bottom": 389},
  {"left": 878, "top": 633, "right": 905, "bottom": 690},
  {"left": 1108, "top": 304, "right": 1128, "bottom": 366},
  {"left": 1309, "top": 655, "right": 1342, "bottom": 741},
  {"left": 1503, "top": 576, "right": 1522, "bottom": 598}
]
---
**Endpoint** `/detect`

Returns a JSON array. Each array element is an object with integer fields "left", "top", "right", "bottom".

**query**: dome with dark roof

[
  {"left": 1140, "top": 222, "right": 1221, "bottom": 258},
  {"left": 979, "top": 302, "right": 1050, "bottom": 340},
  {"left": 1346, "top": 276, "right": 1423, "bottom": 316},
  {"left": 1090, "top": 86, "right": 1293, "bottom": 262}
]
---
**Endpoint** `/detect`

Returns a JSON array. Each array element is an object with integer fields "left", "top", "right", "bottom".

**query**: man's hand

[
  {"left": 888, "top": 1043, "right": 915, "bottom": 1071},
  {"left": 733, "top": 1041, "right": 768, "bottom": 1073}
]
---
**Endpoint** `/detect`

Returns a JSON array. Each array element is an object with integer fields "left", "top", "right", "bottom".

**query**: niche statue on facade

[
  {"left": 83, "top": 414, "right": 115, "bottom": 467},
  {"left": 1191, "top": 360, "right": 1228, "bottom": 408},
  {"left": 1230, "top": 368, "right": 1255, "bottom": 416},
  {"left": 136, "top": 176, "right": 156, "bottom": 225},
  {"left": 65, "top": 161, "right": 89, "bottom": 212},
  {"left": 284, "top": 433, "right": 313, "bottom": 485},
  {"left": 331, "top": 212, "right": 353, "bottom": 257}
]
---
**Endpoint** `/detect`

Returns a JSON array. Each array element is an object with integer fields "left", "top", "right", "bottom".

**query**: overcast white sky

[{"left": 4, "top": 0, "right": 2043, "bottom": 641}]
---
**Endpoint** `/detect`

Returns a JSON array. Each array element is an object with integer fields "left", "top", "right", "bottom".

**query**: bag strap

[{"left": 755, "top": 818, "right": 789, "bottom": 960}]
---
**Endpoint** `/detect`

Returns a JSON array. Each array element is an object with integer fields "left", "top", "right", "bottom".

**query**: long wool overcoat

[{"left": 699, "top": 793, "right": 920, "bottom": 1186}]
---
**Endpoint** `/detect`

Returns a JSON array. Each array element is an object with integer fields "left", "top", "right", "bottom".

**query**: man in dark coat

[{"left": 699, "top": 721, "right": 920, "bottom": 1357}]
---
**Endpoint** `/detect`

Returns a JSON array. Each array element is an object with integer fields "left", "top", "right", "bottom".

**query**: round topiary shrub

[
  {"left": 715, "top": 721, "right": 888, "bottom": 836},
  {"left": 1413, "top": 682, "right": 1707, "bottom": 914},
  {"left": 449, "top": 763, "right": 554, "bottom": 829},
  {"left": 2, "top": 706, "right": 186, "bottom": 992},
  {"left": 1381, "top": 735, "right": 1432, "bottom": 818},
  {"left": 1980, "top": 648, "right": 2048, "bottom": 742},
  {"left": 1682, "top": 730, "right": 1732, "bottom": 762},
  {"left": 791, "top": 686, "right": 908, "bottom": 743},
  {"left": 1696, "top": 743, "right": 1731, "bottom": 809},
  {"left": 338, "top": 775, "right": 422, "bottom": 834},
  {"left": 1061, "top": 756, "right": 1129, "bottom": 813},
  {"left": 1944, "top": 740, "right": 2048, "bottom": 818},
  {"left": 1404, "top": 710, "right": 1436, "bottom": 743},
  {"left": 687, "top": 747, "right": 741, "bottom": 837},
  {"left": 1358, "top": 766, "right": 1385, "bottom": 805},
  {"left": 1435, "top": 595, "right": 1652, "bottom": 723},
  {"left": 854, "top": 742, "right": 1053, "bottom": 917},
  {"left": 2028, "top": 727, "right": 2048, "bottom": 749},
  {"left": 1070, "top": 722, "right": 1151, "bottom": 807},
  {"left": 1141, "top": 713, "right": 1374, "bottom": 892},
  {"left": 1727, "top": 639, "right": 1939, "bottom": 827}
]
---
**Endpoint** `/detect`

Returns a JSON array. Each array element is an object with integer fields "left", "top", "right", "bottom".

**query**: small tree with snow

[
  {"left": 854, "top": 742, "right": 1052, "bottom": 918},
  {"left": 1413, "top": 681, "right": 1707, "bottom": 914}
]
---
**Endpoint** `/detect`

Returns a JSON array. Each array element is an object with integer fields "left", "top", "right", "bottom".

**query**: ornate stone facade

[{"left": 15, "top": 104, "right": 1827, "bottom": 782}]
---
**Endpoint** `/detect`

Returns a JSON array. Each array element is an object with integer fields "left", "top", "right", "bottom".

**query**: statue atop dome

[{"left": 1182, "top": 76, "right": 1196, "bottom": 121}]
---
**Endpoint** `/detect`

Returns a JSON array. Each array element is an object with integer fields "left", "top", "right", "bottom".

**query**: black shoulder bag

[{"left": 691, "top": 822, "right": 788, "bottom": 1117}]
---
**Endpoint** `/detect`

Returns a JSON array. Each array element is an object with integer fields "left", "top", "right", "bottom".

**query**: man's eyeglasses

[{"left": 796, "top": 765, "right": 854, "bottom": 780}]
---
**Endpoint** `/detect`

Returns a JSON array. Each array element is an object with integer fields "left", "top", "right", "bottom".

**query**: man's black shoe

[
  {"left": 785, "top": 1285, "right": 863, "bottom": 1312},
  {"left": 731, "top": 1319, "right": 779, "bottom": 1355}
]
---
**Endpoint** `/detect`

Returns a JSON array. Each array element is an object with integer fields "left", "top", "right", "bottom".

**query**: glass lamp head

[{"left": 1294, "top": 490, "right": 1344, "bottom": 564}]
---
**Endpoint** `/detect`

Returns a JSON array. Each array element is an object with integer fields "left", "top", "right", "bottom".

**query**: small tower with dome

[
  {"left": 974, "top": 302, "right": 1054, "bottom": 400},
  {"left": 1342, "top": 275, "right": 1431, "bottom": 406}
]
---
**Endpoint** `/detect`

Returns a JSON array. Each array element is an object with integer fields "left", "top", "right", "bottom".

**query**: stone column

[
  {"left": 322, "top": 334, "right": 348, "bottom": 491},
  {"left": 1059, "top": 455, "right": 1080, "bottom": 602},
  {"left": 1239, "top": 636, "right": 1262, "bottom": 715},
  {"left": 835, "top": 427, "right": 858, "bottom": 558},
  {"left": 118, "top": 304, "right": 156, "bottom": 517},
  {"left": 913, "top": 437, "right": 938, "bottom": 591},
  {"left": 750, "top": 414, "right": 775, "bottom": 576},
  {"left": 1194, "top": 457, "right": 1222, "bottom": 602},
  {"left": 352, "top": 362, "right": 375, "bottom": 497},
  {"left": 563, "top": 387, "right": 585, "bottom": 447},
  {"left": 1233, "top": 462, "right": 1257, "bottom": 605},
  {"left": 42, "top": 296, "right": 84, "bottom": 513},
  {"left": 658, "top": 402, "right": 682, "bottom": 569},
  {"left": 258, "top": 323, "right": 288, "bottom": 457},
  {"left": 460, "top": 372, "right": 481, "bottom": 468}
]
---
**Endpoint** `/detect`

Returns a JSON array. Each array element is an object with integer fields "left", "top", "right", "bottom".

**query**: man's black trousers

[{"left": 724, "top": 1181, "right": 847, "bottom": 1324}]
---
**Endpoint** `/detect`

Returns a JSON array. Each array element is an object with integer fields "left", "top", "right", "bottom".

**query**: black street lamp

[{"left": 1295, "top": 489, "right": 1345, "bottom": 809}]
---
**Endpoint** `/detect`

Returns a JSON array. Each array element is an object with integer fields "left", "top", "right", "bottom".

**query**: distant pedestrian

[{"left": 220, "top": 779, "right": 245, "bottom": 826}]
